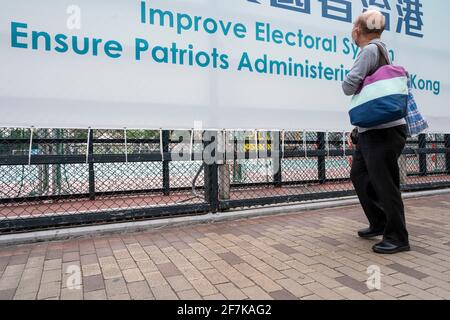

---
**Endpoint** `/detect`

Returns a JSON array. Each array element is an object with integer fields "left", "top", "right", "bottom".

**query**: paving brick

[
  {"left": 144, "top": 271, "right": 168, "bottom": 287},
  {"left": 177, "top": 289, "right": 202, "bottom": 300},
  {"left": 395, "top": 283, "right": 442, "bottom": 300},
  {"left": 60, "top": 287, "right": 83, "bottom": 300},
  {"left": 118, "top": 258, "right": 138, "bottom": 271},
  {"left": 276, "top": 278, "right": 312, "bottom": 298},
  {"left": 211, "top": 261, "right": 254, "bottom": 289},
  {"left": 83, "top": 275, "right": 105, "bottom": 292},
  {"left": 113, "top": 249, "right": 132, "bottom": 260},
  {"left": 242, "top": 286, "right": 273, "bottom": 300},
  {"left": 201, "top": 269, "right": 228, "bottom": 285},
  {"left": 256, "top": 264, "right": 286, "bottom": 281},
  {"left": 25, "top": 256, "right": 45, "bottom": 269},
  {"left": 136, "top": 260, "right": 158, "bottom": 274},
  {"left": 41, "top": 269, "right": 62, "bottom": 284},
  {"left": 426, "top": 286, "right": 450, "bottom": 300},
  {"left": 157, "top": 262, "right": 182, "bottom": 278},
  {"left": 151, "top": 285, "right": 178, "bottom": 300},
  {"left": 9, "top": 255, "right": 28, "bottom": 266},
  {"left": 166, "top": 275, "right": 193, "bottom": 292},
  {"left": 334, "top": 286, "right": 371, "bottom": 300},
  {"left": 216, "top": 283, "right": 247, "bottom": 300},
  {"left": 13, "top": 291, "right": 37, "bottom": 300},
  {"left": 251, "top": 275, "right": 282, "bottom": 293},
  {"left": 143, "top": 246, "right": 170, "bottom": 265},
  {"left": 100, "top": 262, "right": 122, "bottom": 279},
  {"left": 335, "top": 276, "right": 370, "bottom": 294},
  {"left": 82, "top": 264, "right": 101, "bottom": 277},
  {"left": 272, "top": 244, "right": 298, "bottom": 255},
  {"left": 218, "top": 252, "right": 244, "bottom": 266},
  {"left": 105, "top": 278, "right": 128, "bottom": 298},
  {"left": 80, "top": 254, "right": 98, "bottom": 266},
  {"left": 365, "top": 290, "right": 396, "bottom": 300},
  {"left": 37, "top": 281, "right": 61, "bottom": 300},
  {"left": 123, "top": 268, "right": 145, "bottom": 283},
  {"left": 2, "top": 264, "right": 25, "bottom": 277},
  {"left": 84, "top": 289, "right": 107, "bottom": 300},
  {"left": 62, "top": 252, "right": 79, "bottom": 263},
  {"left": 269, "top": 289, "right": 298, "bottom": 300},
  {"left": 190, "top": 258, "right": 213, "bottom": 271},
  {"left": 0, "top": 289, "right": 15, "bottom": 300},
  {"left": 127, "top": 281, "right": 154, "bottom": 300},
  {"left": 203, "top": 293, "right": 227, "bottom": 300},
  {"left": 109, "top": 293, "right": 131, "bottom": 300},
  {"left": 190, "top": 277, "right": 218, "bottom": 296},
  {"left": 307, "top": 272, "right": 342, "bottom": 289},
  {"left": 387, "top": 263, "right": 429, "bottom": 280},
  {"left": 391, "top": 273, "right": 434, "bottom": 290},
  {"left": 44, "top": 259, "right": 62, "bottom": 271},
  {"left": 304, "top": 282, "right": 344, "bottom": 300}
]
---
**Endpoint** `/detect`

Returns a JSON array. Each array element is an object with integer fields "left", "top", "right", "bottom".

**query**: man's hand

[{"left": 349, "top": 128, "right": 359, "bottom": 147}]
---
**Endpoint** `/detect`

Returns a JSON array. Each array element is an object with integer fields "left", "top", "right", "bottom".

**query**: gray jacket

[{"left": 342, "top": 38, "right": 406, "bottom": 133}]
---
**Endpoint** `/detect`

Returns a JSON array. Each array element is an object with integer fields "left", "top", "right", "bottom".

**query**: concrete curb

[{"left": 1, "top": 188, "right": 449, "bottom": 246}]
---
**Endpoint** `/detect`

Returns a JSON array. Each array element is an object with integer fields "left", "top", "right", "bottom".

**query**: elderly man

[{"left": 342, "top": 10, "right": 410, "bottom": 254}]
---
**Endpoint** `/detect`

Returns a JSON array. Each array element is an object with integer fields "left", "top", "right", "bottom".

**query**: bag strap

[{"left": 373, "top": 42, "right": 391, "bottom": 67}]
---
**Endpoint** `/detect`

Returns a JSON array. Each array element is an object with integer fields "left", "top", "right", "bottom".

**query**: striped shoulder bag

[{"left": 348, "top": 43, "right": 408, "bottom": 128}]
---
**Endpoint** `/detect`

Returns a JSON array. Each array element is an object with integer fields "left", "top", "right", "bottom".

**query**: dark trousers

[{"left": 350, "top": 125, "right": 409, "bottom": 246}]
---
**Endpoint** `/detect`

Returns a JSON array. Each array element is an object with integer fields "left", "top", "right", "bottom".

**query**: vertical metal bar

[
  {"left": 159, "top": 129, "right": 164, "bottom": 161},
  {"left": 88, "top": 129, "right": 95, "bottom": 201},
  {"left": 418, "top": 133, "right": 427, "bottom": 176},
  {"left": 28, "top": 127, "right": 34, "bottom": 166},
  {"left": 343, "top": 131, "right": 347, "bottom": 157},
  {"left": 162, "top": 130, "right": 170, "bottom": 196},
  {"left": 55, "top": 128, "right": 62, "bottom": 194},
  {"left": 124, "top": 128, "right": 128, "bottom": 163},
  {"left": 317, "top": 132, "right": 326, "bottom": 184},
  {"left": 273, "top": 131, "right": 282, "bottom": 188},
  {"left": 190, "top": 129, "right": 194, "bottom": 162},
  {"left": 203, "top": 131, "right": 219, "bottom": 213},
  {"left": 254, "top": 130, "right": 258, "bottom": 159},
  {"left": 233, "top": 135, "right": 242, "bottom": 183},
  {"left": 445, "top": 134, "right": 450, "bottom": 173}
]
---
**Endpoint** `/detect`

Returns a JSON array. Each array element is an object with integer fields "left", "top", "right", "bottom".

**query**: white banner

[{"left": 0, "top": 0, "right": 449, "bottom": 131}]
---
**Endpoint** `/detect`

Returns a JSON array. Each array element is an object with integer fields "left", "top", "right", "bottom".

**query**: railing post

[
  {"left": 217, "top": 131, "right": 231, "bottom": 201},
  {"left": 445, "top": 134, "right": 450, "bottom": 174},
  {"left": 88, "top": 129, "right": 95, "bottom": 201},
  {"left": 53, "top": 129, "right": 62, "bottom": 195},
  {"left": 203, "top": 131, "right": 219, "bottom": 213},
  {"left": 273, "top": 132, "right": 282, "bottom": 188},
  {"left": 317, "top": 132, "right": 326, "bottom": 184},
  {"left": 162, "top": 130, "right": 170, "bottom": 196},
  {"left": 418, "top": 133, "right": 427, "bottom": 176}
]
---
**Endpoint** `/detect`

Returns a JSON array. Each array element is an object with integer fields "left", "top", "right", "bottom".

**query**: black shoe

[
  {"left": 358, "top": 227, "right": 384, "bottom": 239},
  {"left": 372, "top": 241, "right": 411, "bottom": 254}
]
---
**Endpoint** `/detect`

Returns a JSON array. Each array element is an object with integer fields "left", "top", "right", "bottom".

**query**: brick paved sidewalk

[{"left": 1, "top": 194, "right": 450, "bottom": 300}]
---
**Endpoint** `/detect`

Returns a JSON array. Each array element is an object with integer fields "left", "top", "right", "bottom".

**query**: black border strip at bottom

[
  {"left": 219, "top": 190, "right": 357, "bottom": 210},
  {"left": 401, "top": 181, "right": 450, "bottom": 192},
  {"left": 0, "top": 203, "right": 211, "bottom": 234}
]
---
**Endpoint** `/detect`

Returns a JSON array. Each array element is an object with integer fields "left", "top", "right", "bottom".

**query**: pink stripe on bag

[{"left": 362, "top": 65, "right": 408, "bottom": 88}]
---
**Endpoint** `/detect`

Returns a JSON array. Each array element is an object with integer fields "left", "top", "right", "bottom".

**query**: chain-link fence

[{"left": 1, "top": 128, "right": 449, "bottom": 233}]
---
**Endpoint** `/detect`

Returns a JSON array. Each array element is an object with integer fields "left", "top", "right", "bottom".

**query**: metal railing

[{"left": 1, "top": 128, "right": 449, "bottom": 233}]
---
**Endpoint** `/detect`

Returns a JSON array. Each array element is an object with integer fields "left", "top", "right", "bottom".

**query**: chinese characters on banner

[{"left": 248, "top": 0, "right": 424, "bottom": 37}]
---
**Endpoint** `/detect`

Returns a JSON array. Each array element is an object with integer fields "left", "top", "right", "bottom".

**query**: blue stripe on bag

[{"left": 349, "top": 94, "right": 408, "bottom": 128}]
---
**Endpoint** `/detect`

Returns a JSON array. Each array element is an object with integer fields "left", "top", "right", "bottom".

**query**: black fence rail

[{"left": 0, "top": 128, "right": 449, "bottom": 233}]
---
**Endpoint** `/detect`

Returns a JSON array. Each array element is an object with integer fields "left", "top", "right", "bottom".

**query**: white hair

[{"left": 356, "top": 9, "right": 386, "bottom": 34}]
